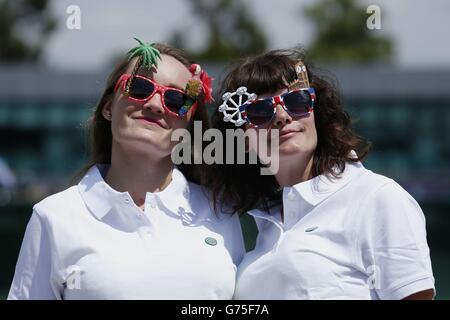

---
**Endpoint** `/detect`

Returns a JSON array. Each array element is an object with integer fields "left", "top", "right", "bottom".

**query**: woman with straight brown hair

[{"left": 8, "top": 39, "right": 245, "bottom": 300}]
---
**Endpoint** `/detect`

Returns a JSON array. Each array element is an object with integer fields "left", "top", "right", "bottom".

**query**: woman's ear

[{"left": 102, "top": 101, "right": 112, "bottom": 121}]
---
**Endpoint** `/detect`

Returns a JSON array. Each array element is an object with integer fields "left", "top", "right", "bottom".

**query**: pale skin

[
  {"left": 247, "top": 88, "right": 434, "bottom": 300},
  {"left": 101, "top": 55, "right": 194, "bottom": 210},
  {"left": 245, "top": 88, "right": 317, "bottom": 188}
]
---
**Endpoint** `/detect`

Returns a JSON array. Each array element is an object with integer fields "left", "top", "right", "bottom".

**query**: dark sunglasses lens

[
  {"left": 164, "top": 90, "right": 187, "bottom": 113},
  {"left": 128, "top": 77, "right": 155, "bottom": 99},
  {"left": 245, "top": 100, "right": 274, "bottom": 125},
  {"left": 283, "top": 90, "right": 312, "bottom": 115}
]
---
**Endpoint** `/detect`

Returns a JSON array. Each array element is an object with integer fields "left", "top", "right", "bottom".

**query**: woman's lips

[
  {"left": 134, "top": 116, "right": 164, "bottom": 128},
  {"left": 279, "top": 129, "right": 300, "bottom": 138},
  {"left": 277, "top": 128, "right": 305, "bottom": 141}
]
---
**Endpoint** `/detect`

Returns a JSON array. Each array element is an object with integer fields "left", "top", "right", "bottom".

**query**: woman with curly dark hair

[{"left": 206, "top": 48, "right": 435, "bottom": 300}]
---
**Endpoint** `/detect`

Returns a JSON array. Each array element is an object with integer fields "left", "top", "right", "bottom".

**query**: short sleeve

[
  {"left": 7, "top": 210, "right": 62, "bottom": 300},
  {"left": 355, "top": 182, "right": 435, "bottom": 300}
]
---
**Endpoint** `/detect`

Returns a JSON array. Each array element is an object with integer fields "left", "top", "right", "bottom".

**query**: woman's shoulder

[
  {"left": 185, "top": 180, "right": 218, "bottom": 212},
  {"left": 32, "top": 185, "right": 84, "bottom": 220},
  {"left": 349, "top": 166, "right": 424, "bottom": 224},
  {"left": 186, "top": 180, "right": 238, "bottom": 220},
  {"left": 342, "top": 163, "right": 423, "bottom": 218},
  {"left": 348, "top": 162, "right": 398, "bottom": 195},
  {"left": 363, "top": 175, "right": 420, "bottom": 210}
]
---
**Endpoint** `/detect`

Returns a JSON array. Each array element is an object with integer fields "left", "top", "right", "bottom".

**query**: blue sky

[{"left": 43, "top": 0, "right": 450, "bottom": 70}]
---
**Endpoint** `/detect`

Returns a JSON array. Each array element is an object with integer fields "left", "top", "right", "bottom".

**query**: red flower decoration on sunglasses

[{"left": 200, "top": 69, "right": 214, "bottom": 103}]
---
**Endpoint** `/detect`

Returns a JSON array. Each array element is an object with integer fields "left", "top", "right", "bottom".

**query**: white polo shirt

[
  {"left": 8, "top": 165, "right": 245, "bottom": 300},
  {"left": 234, "top": 161, "right": 435, "bottom": 300}
]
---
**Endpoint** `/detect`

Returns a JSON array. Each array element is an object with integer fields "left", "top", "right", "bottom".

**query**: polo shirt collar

[
  {"left": 77, "top": 164, "right": 192, "bottom": 220},
  {"left": 287, "top": 160, "right": 365, "bottom": 207},
  {"left": 154, "top": 165, "right": 192, "bottom": 216},
  {"left": 247, "top": 152, "right": 366, "bottom": 222},
  {"left": 283, "top": 150, "right": 363, "bottom": 206},
  {"left": 78, "top": 164, "right": 120, "bottom": 220}
]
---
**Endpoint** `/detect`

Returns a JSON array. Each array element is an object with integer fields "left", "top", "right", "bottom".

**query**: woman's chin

[
  {"left": 277, "top": 140, "right": 314, "bottom": 158},
  {"left": 117, "top": 136, "right": 171, "bottom": 156}
]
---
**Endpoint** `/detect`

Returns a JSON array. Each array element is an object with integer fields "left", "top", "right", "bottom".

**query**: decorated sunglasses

[
  {"left": 114, "top": 74, "right": 196, "bottom": 117},
  {"left": 219, "top": 86, "right": 315, "bottom": 127},
  {"left": 219, "top": 61, "right": 315, "bottom": 127},
  {"left": 241, "top": 88, "right": 315, "bottom": 127}
]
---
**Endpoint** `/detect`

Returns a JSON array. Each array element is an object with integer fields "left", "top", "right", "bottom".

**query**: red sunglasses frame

[{"left": 114, "top": 74, "right": 198, "bottom": 117}]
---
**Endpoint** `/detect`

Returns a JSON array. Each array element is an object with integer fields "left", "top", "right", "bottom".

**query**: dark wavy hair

[{"left": 203, "top": 47, "right": 371, "bottom": 215}]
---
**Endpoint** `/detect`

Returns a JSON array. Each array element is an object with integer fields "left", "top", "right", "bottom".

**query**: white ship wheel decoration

[{"left": 218, "top": 86, "right": 257, "bottom": 127}]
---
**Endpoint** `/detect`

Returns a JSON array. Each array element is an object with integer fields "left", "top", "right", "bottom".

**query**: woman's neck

[
  {"left": 275, "top": 153, "right": 314, "bottom": 187},
  {"left": 105, "top": 142, "right": 173, "bottom": 208}
]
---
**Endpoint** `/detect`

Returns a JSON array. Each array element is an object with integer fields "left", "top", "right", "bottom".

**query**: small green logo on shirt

[
  {"left": 305, "top": 226, "right": 318, "bottom": 233},
  {"left": 205, "top": 237, "right": 217, "bottom": 246}
]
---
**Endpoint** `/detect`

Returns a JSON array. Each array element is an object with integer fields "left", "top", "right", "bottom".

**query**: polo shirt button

[
  {"left": 205, "top": 237, "right": 218, "bottom": 246},
  {"left": 124, "top": 198, "right": 130, "bottom": 204},
  {"left": 287, "top": 192, "right": 295, "bottom": 201}
]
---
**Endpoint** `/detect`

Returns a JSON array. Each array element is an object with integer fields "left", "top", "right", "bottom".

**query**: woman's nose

[
  {"left": 272, "top": 104, "right": 292, "bottom": 126},
  {"left": 143, "top": 93, "right": 165, "bottom": 115}
]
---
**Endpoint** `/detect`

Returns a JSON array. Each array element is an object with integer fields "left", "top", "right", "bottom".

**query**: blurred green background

[{"left": 0, "top": 0, "right": 449, "bottom": 299}]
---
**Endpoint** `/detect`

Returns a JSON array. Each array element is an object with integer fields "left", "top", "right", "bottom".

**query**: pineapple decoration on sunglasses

[{"left": 123, "top": 38, "right": 214, "bottom": 117}]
